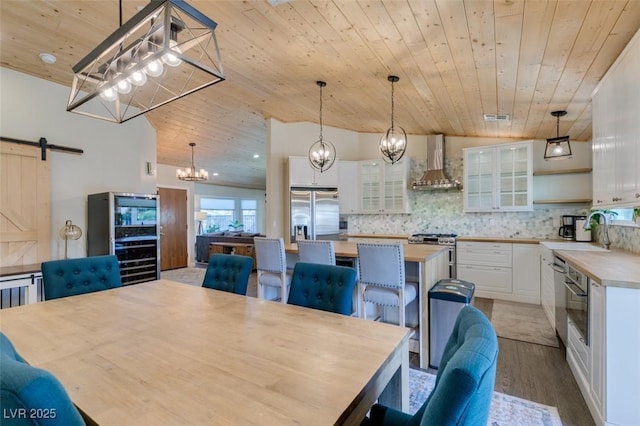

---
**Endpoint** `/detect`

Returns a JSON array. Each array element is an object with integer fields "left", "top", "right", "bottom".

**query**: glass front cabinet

[{"left": 463, "top": 141, "right": 532, "bottom": 212}]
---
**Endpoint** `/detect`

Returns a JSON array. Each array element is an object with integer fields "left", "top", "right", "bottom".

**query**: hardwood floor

[
  {"left": 212, "top": 268, "right": 595, "bottom": 425},
  {"left": 411, "top": 297, "right": 594, "bottom": 426}
]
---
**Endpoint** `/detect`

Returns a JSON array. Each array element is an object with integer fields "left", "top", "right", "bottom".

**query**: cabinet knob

[{"left": 636, "top": 193, "right": 640, "bottom": 199}]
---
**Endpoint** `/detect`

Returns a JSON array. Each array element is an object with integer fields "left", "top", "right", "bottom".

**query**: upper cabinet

[
  {"left": 592, "top": 31, "right": 640, "bottom": 208},
  {"left": 463, "top": 141, "right": 533, "bottom": 212},
  {"left": 288, "top": 156, "right": 338, "bottom": 188},
  {"left": 358, "top": 159, "right": 410, "bottom": 214},
  {"left": 337, "top": 160, "right": 359, "bottom": 214}
]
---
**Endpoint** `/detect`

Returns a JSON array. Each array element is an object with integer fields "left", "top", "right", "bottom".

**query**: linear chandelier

[
  {"left": 308, "top": 81, "right": 336, "bottom": 173},
  {"left": 67, "top": 0, "right": 224, "bottom": 123},
  {"left": 177, "top": 143, "right": 208, "bottom": 181},
  {"left": 380, "top": 75, "right": 407, "bottom": 164},
  {"left": 544, "top": 110, "right": 572, "bottom": 161}
]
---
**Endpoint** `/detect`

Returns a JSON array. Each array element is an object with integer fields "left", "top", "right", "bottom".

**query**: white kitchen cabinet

[
  {"left": 288, "top": 156, "right": 338, "bottom": 188},
  {"left": 589, "top": 279, "right": 605, "bottom": 421},
  {"left": 566, "top": 272, "right": 640, "bottom": 426},
  {"left": 463, "top": 141, "right": 533, "bottom": 212},
  {"left": 337, "top": 160, "right": 359, "bottom": 214},
  {"left": 539, "top": 245, "right": 555, "bottom": 327},
  {"left": 592, "top": 30, "right": 640, "bottom": 207},
  {"left": 358, "top": 159, "right": 409, "bottom": 214},
  {"left": 512, "top": 244, "right": 540, "bottom": 303},
  {"left": 457, "top": 241, "right": 540, "bottom": 304}
]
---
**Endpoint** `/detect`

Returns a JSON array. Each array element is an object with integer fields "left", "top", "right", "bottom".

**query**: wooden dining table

[
  {"left": 285, "top": 241, "right": 450, "bottom": 368},
  {"left": 0, "top": 280, "right": 410, "bottom": 425}
]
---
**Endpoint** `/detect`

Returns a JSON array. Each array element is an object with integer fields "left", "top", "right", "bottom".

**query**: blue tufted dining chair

[
  {"left": 41, "top": 255, "right": 122, "bottom": 301},
  {"left": 202, "top": 254, "right": 253, "bottom": 295},
  {"left": 363, "top": 305, "right": 498, "bottom": 426},
  {"left": 0, "top": 332, "right": 87, "bottom": 426},
  {"left": 287, "top": 262, "right": 357, "bottom": 315}
]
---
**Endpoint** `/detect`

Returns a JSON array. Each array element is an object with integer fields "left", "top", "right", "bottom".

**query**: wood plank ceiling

[{"left": 1, "top": 0, "right": 639, "bottom": 189}]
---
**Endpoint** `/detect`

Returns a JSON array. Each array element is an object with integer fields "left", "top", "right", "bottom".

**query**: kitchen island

[{"left": 284, "top": 241, "right": 449, "bottom": 368}]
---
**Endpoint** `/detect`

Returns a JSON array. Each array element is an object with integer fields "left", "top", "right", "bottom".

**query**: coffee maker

[{"left": 559, "top": 215, "right": 576, "bottom": 240}]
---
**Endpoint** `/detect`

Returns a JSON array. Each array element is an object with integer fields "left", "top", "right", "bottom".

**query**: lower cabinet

[
  {"left": 568, "top": 276, "right": 640, "bottom": 426},
  {"left": 456, "top": 241, "right": 540, "bottom": 304},
  {"left": 540, "top": 245, "right": 555, "bottom": 327}
]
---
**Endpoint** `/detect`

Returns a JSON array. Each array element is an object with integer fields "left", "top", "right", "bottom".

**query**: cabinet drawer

[
  {"left": 568, "top": 318, "right": 589, "bottom": 378},
  {"left": 457, "top": 243, "right": 512, "bottom": 267},
  {"left": 457, "top": 264, "right": 512, "bottom": 293}
]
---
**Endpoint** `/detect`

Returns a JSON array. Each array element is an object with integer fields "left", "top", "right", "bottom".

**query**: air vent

[{"left": 483, "top": 114, "right": 511, "bottom": 122}]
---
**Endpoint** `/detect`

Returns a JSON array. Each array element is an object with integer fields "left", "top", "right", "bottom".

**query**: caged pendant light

[
  {"left": 380, "top": 75, "right": 407, "bottom": 164},
  {"left": 67, "top": 0, "right": 224, "bottom": 123},
  {"left": 308, "top": 81, "right": 336, "bottom": 173},
  {"left": 176, "top": 143, "right": 208, "bottom": 181},
  {"left": 544, "top": 110, "right": 572, "bottom": 161}
]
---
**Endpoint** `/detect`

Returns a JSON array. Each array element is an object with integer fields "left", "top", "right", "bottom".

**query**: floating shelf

[
  {"left": 533, "top": 198, "right": 592, "bottom": 204},
  {"left": 533, "top": 168, "right": 592, "bottom": 176}
]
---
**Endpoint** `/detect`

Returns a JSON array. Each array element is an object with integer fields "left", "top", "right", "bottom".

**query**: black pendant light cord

[
  {"left": 390, "top": 78, "right": 395, "bottom": 129},
  {"left": 119, "top": 0, "right": 123, "bottom": 27},
  {"left": 317, "top": 81, "right": 326, "bottom": 142}
]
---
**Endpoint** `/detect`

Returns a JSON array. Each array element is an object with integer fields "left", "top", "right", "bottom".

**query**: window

[
  {"left": 199, "top": 197, "right": 261, "bottom": 233},
  {"left": 610, "top": 208, "right": 636, "bottom": 225},
  {"left": 241, "top": 200, "right": 257, "bottom": 233},
  {"left": 201, "top": 198, "right": 235, "bottom": 233}
]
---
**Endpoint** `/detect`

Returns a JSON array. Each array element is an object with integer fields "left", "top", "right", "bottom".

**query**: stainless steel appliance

[
  {"left": 552, "top": 255, "right": 589, "bottom": 347},
  {"left": 408, "top": 233, "right": 457, "bottom": 278},
  {"left": 290, "top": 187, "right": 340, "bottom": 242},
  {"left": 559, "top": 215, "right": 577, "bottom": 240},
  {"left": 88, "top": 192, "right": 160, "bottom": 285}
]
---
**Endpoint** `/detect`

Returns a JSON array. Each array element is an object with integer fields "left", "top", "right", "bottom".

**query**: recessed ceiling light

[
  {"left": 213, "top": 172, "right": 219, "bottom": 176},
  {"left": 253, "top": 154, "right": 260, "bottom": 159},
  {"left": 39, "top": 53, "right": 57, "bottom": 65}
]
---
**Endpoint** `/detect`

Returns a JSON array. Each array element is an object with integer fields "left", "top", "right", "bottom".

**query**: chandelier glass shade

[
  {"left": 67, "top": 0, "right": 224, "bottom": 123},
  {"left": 308, "top": 81, "right": 336, "bottom": 173},
  {"left": 380, "top": 75, "right": 407, "bottom": 164},
  {"left": 177, "top": 143, "right": 208, "bottom": 181},
  {"left": 544, "top": 110, "right": 572, "bottom": 161}
]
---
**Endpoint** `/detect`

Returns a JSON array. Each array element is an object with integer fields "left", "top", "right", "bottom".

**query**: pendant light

[
  {"left": 67, "top": 0, "right": 224, "bottom": 124},
  {"left": 177, "top": 143, "right": 208, "bottom": 181},
  {"left": 308, "top": 81, "right": 336, "bottom": 173},
  {"left": 544, "top": 110, "right": 572, "bottom": 161},
  {"left": 380, "top": 75, "right": 407, "bottom": 164}
]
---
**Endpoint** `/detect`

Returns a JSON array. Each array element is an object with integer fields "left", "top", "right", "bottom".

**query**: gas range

[{"left": 408, "top": 233, "right": 458, "bottom": 246}]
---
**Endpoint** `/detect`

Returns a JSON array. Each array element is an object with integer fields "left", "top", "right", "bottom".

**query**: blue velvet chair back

[
  {"left": 202, "top": 254, "right": 253, "bottom": 295},
  {"left": 41, "top": 255, "right": 122, "bottom": 301},
  {"left": 0, "top": 332, "right": 86, "bottom": 426},
  {"left": 287, "top": 262, "right": 357, "bottom": 315},
  {"left": 366, "top": 305, "right": 498, "bottom": 426}
]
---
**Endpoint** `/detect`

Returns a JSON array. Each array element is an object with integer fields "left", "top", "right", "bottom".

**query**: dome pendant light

[
  {"left": 544, "top": 110, "right": 572, "bottom": 161},
  {"left": 176, "top": 143, "right": 209, "bottom": 181},
  {"left": 380, "top": 75, "right": 407, "bottom": 164},
  {"left": 308, "top": 81, "right": 336, "bottom": 173}
]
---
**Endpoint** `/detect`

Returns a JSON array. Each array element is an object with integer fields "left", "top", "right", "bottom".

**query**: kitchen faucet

[{"left": 585, "top": 211, "right": 611, "bottom": 250}]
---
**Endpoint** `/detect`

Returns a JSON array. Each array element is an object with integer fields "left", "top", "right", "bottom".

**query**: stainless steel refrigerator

[{"left": 290, "top": 187, "right": 340, "bottom": 242}]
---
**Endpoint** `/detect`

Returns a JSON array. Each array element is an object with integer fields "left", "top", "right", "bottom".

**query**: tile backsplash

[{"left": 346, "top": 158, "right": 640, "bottom": 254}]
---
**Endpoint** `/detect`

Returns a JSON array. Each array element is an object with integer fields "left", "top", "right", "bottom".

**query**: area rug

[
  {"left": 490, "top": 300, "right": 559, "bottom": 347},
  {"left": 160, "top": 267, "right": 205, "bottom": 287},
  {"left": 410, "top": 369, "right": 562, "bottom": 426}
]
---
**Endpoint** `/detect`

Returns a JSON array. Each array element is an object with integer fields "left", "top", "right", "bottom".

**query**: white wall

[{"left": 0, "top": 67, "right": 157, "bottom": 259}]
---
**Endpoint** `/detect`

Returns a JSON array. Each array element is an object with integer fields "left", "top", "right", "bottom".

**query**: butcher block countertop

[
  {"left": 554, "top": 249, "right": 640, "bottom": 290},
  {"left": 457, "top": 236, "right": 540, "bottom": 244}
]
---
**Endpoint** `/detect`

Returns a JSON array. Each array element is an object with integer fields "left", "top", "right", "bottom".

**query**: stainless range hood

[{"left": 412, "top": 134, "right": 462, "bottom": 190}]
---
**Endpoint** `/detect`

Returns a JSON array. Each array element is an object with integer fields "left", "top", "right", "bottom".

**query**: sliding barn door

[
  {"left": 158, "top": 187, "right": 188, "bottom": 270},
  {"left": 0, "top": 142, "right": 50, "bottom": 266}
]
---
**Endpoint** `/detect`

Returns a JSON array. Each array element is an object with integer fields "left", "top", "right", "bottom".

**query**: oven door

[{"left": 564, "top": 268, "right": 588, "bottom": 346}]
